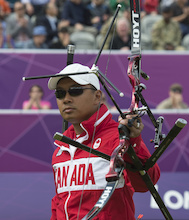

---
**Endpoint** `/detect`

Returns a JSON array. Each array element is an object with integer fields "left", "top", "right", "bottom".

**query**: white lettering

[
  {"left": 164, "top": 190, "right": 183, "bottom": 209},
  {"left": 96, "top": 186, "right": 113, "bottom": 208},
  {"left": 150, "top": 185, "right": 189, "bottom": 210},
  {"left": 150, "top": 185, "right": 158, "bottom": 209},
  {"left": 184, "top": 191, "right": 189, "bottom": 209},
  {"left": 132, "top": 10, "right": 140, "bottom": 48},
  {"left": 53, "top": 158, "right": 122, "bottom": 194},
  {"left": 133, "top": 37, "right": 139, "bottom": 48},
  {"left": 133, "top": 29, "right": 140, "bottom": 39},
  {"left": 132, "top": 10, "right": 139, "bottom": 29},
  {"left": 55, "top": 163, "right": 95, "bottom": 189}
]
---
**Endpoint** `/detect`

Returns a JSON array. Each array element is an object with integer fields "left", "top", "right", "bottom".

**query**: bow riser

[
  {"left": 105, "top": 139, "right": 128, "bottom": 182},
  {"left": 127, "top": 55, "right": 141, "bottom": 113}
]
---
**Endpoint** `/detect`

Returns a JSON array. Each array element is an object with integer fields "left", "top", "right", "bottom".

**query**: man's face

[
  {"left": 33, "top": 35, "right": 46, "bottom": 45},
  {"left": 47, "top": 3, "right": 58, "bottom": 17},
  {"left": 56, "top": 77, "right": 101, "bottom": 125},
  {"left": 93, "top": 0, "right": 104, "bottom": 6},
  {"left": 14, "top": 3, "right": 25, "bottom": 17},
  {"left": 58, "top": 31, "right": 69, "bottom": 41},
  {"left": 116, "top": 21, "right": 129, "bottom": 38},
  {"left": 162, "top": 11, "right": 172, "bottom": 22},
  {"left": 169, "top": 89, "right": 183, "bottom": 102}
]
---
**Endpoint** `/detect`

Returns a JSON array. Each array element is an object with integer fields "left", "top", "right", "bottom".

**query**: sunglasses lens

[
  {"left": 55, "top": 90, "right": 66, "bottom": 99},
  {"left": 55, "top": 88, "right": 84, "bottom": 99},
  {"left": 69, "top": 88, "right": 83, "bottom": 96}
]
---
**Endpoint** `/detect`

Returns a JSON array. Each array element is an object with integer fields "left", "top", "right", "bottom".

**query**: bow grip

[{"left": 118, "top": 124, "right": 130, "bottom": 140}]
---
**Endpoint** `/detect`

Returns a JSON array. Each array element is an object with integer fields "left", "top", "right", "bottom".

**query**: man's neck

[{"left": 73, "top": 123, "right": 85, "bottom": 135}]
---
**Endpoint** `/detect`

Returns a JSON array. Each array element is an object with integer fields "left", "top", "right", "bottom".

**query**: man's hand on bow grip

[{"left": 118, "top": 114, "right": 144, "bottom": 138}]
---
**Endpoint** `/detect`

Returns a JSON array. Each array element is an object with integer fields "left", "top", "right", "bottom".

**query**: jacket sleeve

[{"left": 123, "top": 135, "right": 160, "bottom": 192}]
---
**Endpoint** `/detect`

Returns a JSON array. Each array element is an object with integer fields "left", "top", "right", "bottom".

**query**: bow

[
  {"left": 54, "top": 1, "right": 187, "bottom": 219},
  {"left": 22, "top": 2, "right": 187, "bottom": 219}
]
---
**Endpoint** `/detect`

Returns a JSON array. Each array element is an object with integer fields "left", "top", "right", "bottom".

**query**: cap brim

[{"left": 48, "top": 75, "right": 64, "bottom": 90}]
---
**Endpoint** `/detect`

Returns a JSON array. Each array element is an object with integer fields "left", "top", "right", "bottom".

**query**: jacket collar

[
  {"left": 79, "top": 104, "right": 111, "bottom": 143},
  {"left": 55, "top": 104, "right": 112, "bottom": 147}
]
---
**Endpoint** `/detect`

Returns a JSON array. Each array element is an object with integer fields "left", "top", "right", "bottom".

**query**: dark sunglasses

[
  {"left": 171, "top": 88, "right": 182, "bottom": 94},
  {"left": 55, "top": 87, "right": 96, "bottom": 99}
]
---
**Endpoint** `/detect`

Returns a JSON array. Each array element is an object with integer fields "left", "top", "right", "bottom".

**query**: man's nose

[{"left": 63, "top": 91, "right": 72, "bottom": 103}]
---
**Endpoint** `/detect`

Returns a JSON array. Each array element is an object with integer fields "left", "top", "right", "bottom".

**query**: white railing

[{"left": 0, "top": 109, "right": 189, "bottom": 115}]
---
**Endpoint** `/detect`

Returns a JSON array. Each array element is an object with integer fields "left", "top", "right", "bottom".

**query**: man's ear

[{"left": 94, "top": 90, "right": 102, "bottom": 104}]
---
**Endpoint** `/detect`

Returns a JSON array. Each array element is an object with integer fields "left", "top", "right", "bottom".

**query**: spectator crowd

[{"left": 0, "top": 0, "right": 189, "bottom": 50}]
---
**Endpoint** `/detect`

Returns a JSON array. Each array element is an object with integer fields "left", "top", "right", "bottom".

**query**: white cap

[{"left": 48, "top": 63, "right": 100, "bottom": 90}]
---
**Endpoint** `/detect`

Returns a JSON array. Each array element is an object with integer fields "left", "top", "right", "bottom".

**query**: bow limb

[{"left": 81, "top": 168, "right": 124, "bottom": 220}]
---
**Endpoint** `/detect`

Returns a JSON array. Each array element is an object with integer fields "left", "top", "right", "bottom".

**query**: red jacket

[{"left": 51, "top": 104, "right": 160, "bottom": 220}]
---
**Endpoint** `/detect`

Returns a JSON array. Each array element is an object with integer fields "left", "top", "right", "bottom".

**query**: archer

[
  {"left": 48, "top": 63, "right": 160, "bottom": 220},
  {"left": 22, "top": 1, "right": 186, "bottom": 219}
]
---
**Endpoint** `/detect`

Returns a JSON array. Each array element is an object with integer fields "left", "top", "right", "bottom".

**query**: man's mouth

[{"left": 63, "top": 107, "right": 75, "bottom": 113}]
